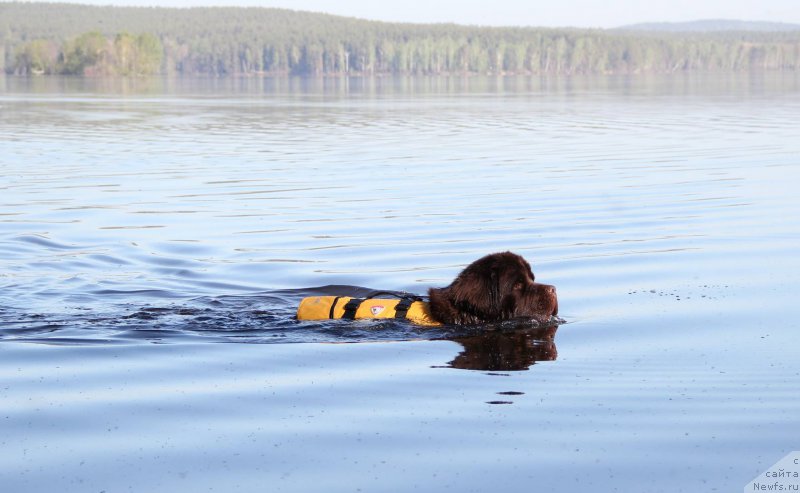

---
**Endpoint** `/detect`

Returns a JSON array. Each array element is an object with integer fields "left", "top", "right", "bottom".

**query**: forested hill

[
  {"left": 2, "top": 2, "right": 800, "bottom": 76},
  {"left": 618, "top": 19, "right": 800, "bottom": 32}
]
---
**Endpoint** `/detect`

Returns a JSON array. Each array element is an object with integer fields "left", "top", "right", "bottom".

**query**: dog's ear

[{"left": 449, "top": 266, "right": 503, "bottom": 319}]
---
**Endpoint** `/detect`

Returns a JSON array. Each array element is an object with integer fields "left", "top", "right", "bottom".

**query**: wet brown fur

[{"left": 428, "top": 252, "right": 558, "bottom": 325}]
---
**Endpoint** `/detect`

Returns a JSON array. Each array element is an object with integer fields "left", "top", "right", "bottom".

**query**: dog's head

[{"left": 428, "top": 251, "right": 558, "bottom": 325}]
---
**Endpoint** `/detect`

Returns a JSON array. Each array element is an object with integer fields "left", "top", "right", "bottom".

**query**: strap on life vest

[
  {"left": 329, "top": 296, "right": 342, "bottom": 319},
  {"left": 342, "top": 298, "right": 363, "bottom": 319},
  {"left": 394, "top": 298, "right": 414, "bottom": 319}
]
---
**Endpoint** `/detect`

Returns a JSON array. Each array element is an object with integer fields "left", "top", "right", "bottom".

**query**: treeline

[
  {"left": 2, "top": 3, "right": 800, "bottom": 76},
  {"left": 13, "top": 31, "right": 162, "bottom": 75}
]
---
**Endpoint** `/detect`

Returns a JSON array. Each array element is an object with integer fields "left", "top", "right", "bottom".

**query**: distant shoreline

[{"left": 3, "top": 3, "right": 800, "bottom": 77}]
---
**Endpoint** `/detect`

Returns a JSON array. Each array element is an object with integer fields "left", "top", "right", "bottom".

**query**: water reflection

[
  {"left": 2, "top": 73, "right": 795, "bottom": 99},
  {"left": 446, "top": 324, "right": 558, "bottom": 371}
]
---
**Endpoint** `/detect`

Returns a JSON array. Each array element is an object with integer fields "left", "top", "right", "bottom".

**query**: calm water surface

[{"left": 1, "top": 74, "right": 799, "bottom": 492}]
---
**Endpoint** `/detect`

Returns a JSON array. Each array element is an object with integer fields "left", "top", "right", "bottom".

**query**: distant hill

[
  {"left": 2, "top": 4, "right": 800, "bottom": 76},
  {"left": 619, "top": 19, "right": 800, "bottom": 32}
]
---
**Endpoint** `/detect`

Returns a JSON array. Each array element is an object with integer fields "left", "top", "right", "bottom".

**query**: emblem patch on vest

[{"left": 371, "top": 305, "right": 385, "bottom": 316}]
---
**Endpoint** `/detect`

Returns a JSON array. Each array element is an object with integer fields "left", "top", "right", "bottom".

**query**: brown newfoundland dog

[{"left": 428, "top": 251, "right": 558, "bottom": 325}]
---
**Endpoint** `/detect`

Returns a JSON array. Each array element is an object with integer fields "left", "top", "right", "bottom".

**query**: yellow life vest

[{"left": 296, "top": 295, "right": 441, "bottom": 327}]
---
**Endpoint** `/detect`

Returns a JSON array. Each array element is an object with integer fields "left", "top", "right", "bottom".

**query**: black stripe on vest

[
  {"left": 328, "top": 296, "right": 342, "bottom": 319},
  {"left": 342, "top": 298, "right": 365, "bottom": 319},
  {"left": 394, "top": 298, "right": 413, "bottom": 319}
]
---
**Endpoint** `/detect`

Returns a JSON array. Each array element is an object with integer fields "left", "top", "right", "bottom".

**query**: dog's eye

[{"left": 513, "top": 282, "right": 523, "bottom": 290}]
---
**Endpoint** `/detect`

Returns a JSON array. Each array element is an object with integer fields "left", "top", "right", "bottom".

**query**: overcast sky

[{"left": 35, "top": 0, "right": 800, "bottom": 28}]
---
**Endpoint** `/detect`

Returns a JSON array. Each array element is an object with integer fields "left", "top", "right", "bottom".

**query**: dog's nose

[
  {"left": 541, "top": 284, "right": 558, "bottom": 316},
  {"left": 537, "top": 284, "right": 556, "bottom": 295}
]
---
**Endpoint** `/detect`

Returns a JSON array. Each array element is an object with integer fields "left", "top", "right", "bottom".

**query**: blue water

[{"left": 1, "top": 74, "right": 799, "bottom": 492}]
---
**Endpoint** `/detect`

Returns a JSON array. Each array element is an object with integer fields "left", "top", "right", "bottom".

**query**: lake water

[{"left": 1, "top": 74, "right": 799, "bottom": 492}]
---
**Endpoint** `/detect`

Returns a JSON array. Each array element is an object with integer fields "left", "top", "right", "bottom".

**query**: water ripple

[{"left": 1, "top": 74, "right": 799, "bottom": 343}]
